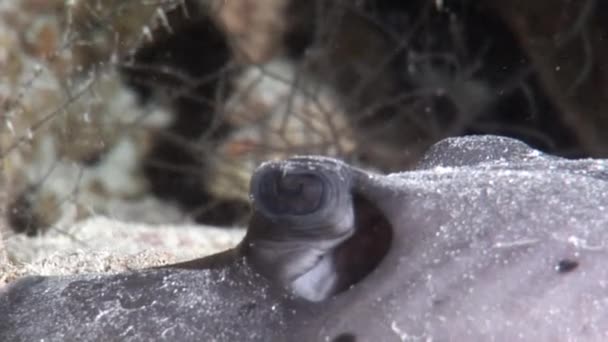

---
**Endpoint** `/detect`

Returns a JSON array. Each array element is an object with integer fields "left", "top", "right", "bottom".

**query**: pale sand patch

[{"left": 1, "top": 216, "right": 245, "bottom": 286}]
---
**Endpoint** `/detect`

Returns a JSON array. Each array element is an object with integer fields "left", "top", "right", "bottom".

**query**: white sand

[{"left": 1, "top": 216, "right": 245, "bottom": 286}]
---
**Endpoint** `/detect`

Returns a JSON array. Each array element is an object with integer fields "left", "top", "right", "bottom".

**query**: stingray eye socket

[{"left": 258, "top": 171, "right": 326, "bottom": 216}]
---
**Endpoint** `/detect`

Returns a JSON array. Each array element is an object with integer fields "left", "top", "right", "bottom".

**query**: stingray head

[{"left": 241, "top": 156, "right": 392, "bottom": 302}]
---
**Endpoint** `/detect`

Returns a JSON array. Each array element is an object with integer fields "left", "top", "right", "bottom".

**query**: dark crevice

[
  {"left": 332, "top": 332, "right": 357, "bottom": 342},
  {"left": 332, "top": 192, "right": 392, "bottom": 295}
]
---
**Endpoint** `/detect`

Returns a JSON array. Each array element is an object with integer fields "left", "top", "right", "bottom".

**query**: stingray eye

[{"left": 258, "top": 171, "right": 325, "bottom": 216}]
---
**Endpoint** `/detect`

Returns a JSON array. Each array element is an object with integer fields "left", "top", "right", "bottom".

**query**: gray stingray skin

[{"left": 3, "top": 135, "right": 608, "bottom": 341}]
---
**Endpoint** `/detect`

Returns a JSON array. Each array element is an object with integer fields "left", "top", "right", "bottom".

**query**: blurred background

[{"left": 1, "top": 0, "right": 607, "bottom": 273}]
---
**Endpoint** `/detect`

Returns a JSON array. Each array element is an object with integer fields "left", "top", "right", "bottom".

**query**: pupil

[
  {"left": 278, "top": 175, "right": 304, "bottom": 196},
  {"left": 259, "top": 171, "right": 325, "bottom": 215}
]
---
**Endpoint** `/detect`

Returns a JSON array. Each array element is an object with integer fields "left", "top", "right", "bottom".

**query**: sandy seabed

[{"left": 1, "top": 217, "right": 245, "bottom": 286}]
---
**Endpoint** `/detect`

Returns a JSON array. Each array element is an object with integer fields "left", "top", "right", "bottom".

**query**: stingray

[{"left": 2, "top": 135, "right": 608, "bottom": 341}]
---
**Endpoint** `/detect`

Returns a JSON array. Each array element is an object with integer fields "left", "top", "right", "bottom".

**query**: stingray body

[{"left": 2, "top": 135, "right": 608, "bottom": 341}]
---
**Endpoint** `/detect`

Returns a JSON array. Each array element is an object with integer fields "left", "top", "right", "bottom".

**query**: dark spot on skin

[
  {"left": 556, "top": 259, "right": 579, "bottom": 273},
  {"left": 332, "top": 332, "right": 357, "bottom": 342},
  {"left": 432, "top": 297, "right": 447, "bottom": 307}
]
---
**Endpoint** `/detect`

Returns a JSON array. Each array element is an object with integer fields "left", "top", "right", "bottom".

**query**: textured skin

[
  {"left": 2, "top": 135, "right": 608, "bottom": 341},
  {"left": 294, "top": 136, "right": 608, "bottom": 341},
  {"left": 0, "top": 253, "right": 290, "bottom": 342}
]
